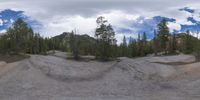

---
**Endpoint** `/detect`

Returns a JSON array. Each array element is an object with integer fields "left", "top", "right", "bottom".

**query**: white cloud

[
  {"left": 10, "top": 19, "right": 14, "bottom": 23},
  {"left": 39, "top": 15, "right": 96, "bottom": 37},
  {"left": 116, "top": 33, "right": 137, "bottom": 45},
  {"left": 34, "top": 10, "right": 140, "bottom": 44},
  {"left": 0, "top": 29, "right": 6, "bottom": 33},
  {"left": 0, "top": 0, "right": 199, "bottom": 43},
  {"left": 0, "top": 19, "right": 3, "bottom": 26},
  {"left": 35, "top": 10, "right": 140, "bottom": 38},
  {"left": 168, "top": 22, "right": 181, "bottom": 32}
]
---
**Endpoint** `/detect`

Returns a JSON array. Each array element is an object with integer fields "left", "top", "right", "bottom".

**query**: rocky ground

[{"left": 0, "top": 52, "right": 200, "bottom": 100}]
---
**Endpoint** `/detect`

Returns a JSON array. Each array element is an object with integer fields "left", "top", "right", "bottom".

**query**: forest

[{"left": 0, "top": 16, "right": 200, "bottom": 61}]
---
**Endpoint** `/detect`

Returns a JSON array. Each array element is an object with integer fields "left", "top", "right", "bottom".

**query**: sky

[{"left": 0, "top": 0, "right": 200, "bottom": 43}]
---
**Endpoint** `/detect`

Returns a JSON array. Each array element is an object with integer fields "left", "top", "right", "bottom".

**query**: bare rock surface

[
  {"left": 29, "top": 55, "right": 116, "bottom": 81},
  {"left": 0, "top": 53, "right": 200, "bottom": 100}
]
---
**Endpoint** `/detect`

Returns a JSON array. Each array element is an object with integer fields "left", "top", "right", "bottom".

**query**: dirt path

[{"left": 0, "top": 61, "right": 20, "bottom": 78}]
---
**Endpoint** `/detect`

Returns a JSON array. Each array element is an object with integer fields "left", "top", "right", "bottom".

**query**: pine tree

[
  {"left": 95, "top": 16, "right": 116, "bottom": 60},
  {"left": 194, "top": 38, "right": 200, "bottom": 60},
  {"left": 183, "top": 30, "right": 194, "bottom": 54},
  {"left": 153, "top": 30, "right": 158, "bottom": 55},
  {"left": 121, "top": 36, "right": 127, "bottom": 56},
  {"left": 122, "top": 36, "right": 127, "bottom": 47},
  {"left": 69, "top": 31, "right": 80, "bottom": 60},
  {"left": 157, "top": 19, "right": 170, "bottom": 55},
  {"left": 137, "top": 33, "right": 142, "bottom": 56},
  {"left": 141, "top": 32, "right": 147, "bottom": 56},
  {"left": 6, "top": 18, "right": 30, "bottom": 54},
  {"left": 169, "top": 33, "right": 177, "bottom": 54},
  {"left": 128, "top": 37, "right": 137, "bottom": 57}
]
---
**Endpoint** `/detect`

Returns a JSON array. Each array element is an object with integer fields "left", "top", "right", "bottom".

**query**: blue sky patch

[
  {"left": 0, "top": 9, "right": 41, "bottom": 32},
  {"left": 179, "top": 7, "right": 195, "bottom": 13}
]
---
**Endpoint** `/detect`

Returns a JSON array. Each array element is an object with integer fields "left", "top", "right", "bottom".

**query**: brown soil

[
  {"left": 0, "top": 54, "right": 29, "bottom": 63},
  {"left": 154, "top": 61, "right": 197, "bottom": 66}
]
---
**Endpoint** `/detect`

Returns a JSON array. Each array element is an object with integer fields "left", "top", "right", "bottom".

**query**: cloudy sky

[{"left": 0, "top": 0, "right": 200, "bottom": 43}]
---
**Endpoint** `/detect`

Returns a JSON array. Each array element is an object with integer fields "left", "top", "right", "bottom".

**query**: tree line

[
  {"left": 0, "top": 19, "right": 49, "bottom": 55},
  {"left": 0, "top": 17, "right": 199, "bottom": 60},
  {"left": 69, "top": 16, "right": 200, "bottom": 60}
]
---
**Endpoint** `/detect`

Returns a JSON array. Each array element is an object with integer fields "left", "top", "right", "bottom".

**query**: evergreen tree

[
  {"left": 194, "top": 38, "right": 200, "bottom": 59},
  {"left": 137, "top": 33, "right": 142, "bottom": 56},
  {"left": 121, "top": 36, "right": 127, "bottom": 56},
  {"left": 141, "top": 32, "right": 147, "bottom": 56},
  {"left": 157, "top": 19, "right": 170, "bottom": 55},
  {"left": 95, "top": 16, "right": 116, "bottom": 60},
  {"left": 153, "top": 30, "right": 158, "bottom": 55},
  {"left": 128, "top": 37, "right": 137, "bottom": 57},
  {"left": 6, "top": 18, "right": 30, "bottom": 54},
  {"left": 69, "top": 31, "right": 80, "bottom": 60},
  {"left": 0, "top": 18, "right": 49, "bottom": 55},
  {"left": 122, "top": 36, "right": 127, "bottom": 47},
  {"left": 183, "top": 30, "right": 194, "bottom": 54},
  {"left": 0, "top": 34, "right": 10, "bottom": 54},
  {"left": 169, "top": 33, "right": 177, "bottom": 54}
]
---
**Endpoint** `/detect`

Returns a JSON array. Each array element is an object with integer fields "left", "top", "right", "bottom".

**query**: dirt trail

[
  {"left": 0, "top": 61, "right": 20, "bottom": 78},
  {"left": 0, "top": 53, "right": 200, "bottom": 100}
]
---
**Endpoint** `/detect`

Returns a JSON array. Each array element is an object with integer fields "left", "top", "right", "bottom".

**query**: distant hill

[
  {"left": 52, "top": 32, "right": 95, "bottom": 42},
  {"left": 51, "top": 32, "right": 96, "bottom": 55}
]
